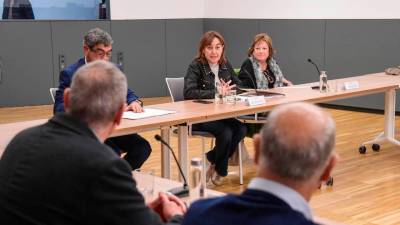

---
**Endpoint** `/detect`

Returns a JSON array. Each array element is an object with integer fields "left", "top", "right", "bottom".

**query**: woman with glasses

[
  {"left": 238, "top": 33, "right": 292, "bottom": 89},
  {"left": 184, "top": 31, "right": 247, "bottom": 186}
]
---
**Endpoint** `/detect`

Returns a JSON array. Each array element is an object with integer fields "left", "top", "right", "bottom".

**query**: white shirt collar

[
  {"left": 247, "top": 177, "right": 313, "bottom": 220},
  {"left": 209, "top": 63, "right": 219, "bottom": 86}
]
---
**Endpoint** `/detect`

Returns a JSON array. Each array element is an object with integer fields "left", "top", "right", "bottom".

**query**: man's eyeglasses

[{"left": 90, "top": 48, "right": 112, "bottom": 58}]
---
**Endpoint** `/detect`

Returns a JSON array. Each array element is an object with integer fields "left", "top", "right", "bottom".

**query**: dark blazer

[
  {"left": 54, "top": 58, "right": 139, "bottom": 113},
  {"left": 184, "top": 59, "right": 242, "bottom": 99},
  {"left": 238, "top": 58, "right": 259, "bottom": 89},
  {"left": 182, "top": 189, "right": 317, "bottom": 225},
  {"left": 0, "top": 113, "right": 181, "bottom": 225},
  {"left": 2, "top": 0, "right": 35, "bottom": 19}
]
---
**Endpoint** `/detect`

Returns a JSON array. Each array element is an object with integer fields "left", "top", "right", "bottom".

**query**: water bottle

[
  {"left": 190, "top": 158, "right": 205, "bottom": 199},
  {"left": 319, "top": 71, "right": 328, "bottom": 93},
  {"left": 214, "top": 81, "right": 224, "bottom": 104}
]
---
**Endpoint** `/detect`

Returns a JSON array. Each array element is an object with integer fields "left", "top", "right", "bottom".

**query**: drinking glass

[
  {"left": 225, "top": 89, "right": 237, "bottom": 104},
  {"left": 132, "top": 169, "right": 155, "bottom": 201}
]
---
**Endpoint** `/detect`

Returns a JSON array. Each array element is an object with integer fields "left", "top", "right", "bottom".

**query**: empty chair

[{"left": 49, "top": 88, "right": 58, "bottom": 103}]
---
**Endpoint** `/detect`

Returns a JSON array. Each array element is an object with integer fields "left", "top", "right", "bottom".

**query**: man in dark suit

[
  {"left": 0, "top": 61, "right": 186, "bottom": 225},
  {"left": 54, "top": 28, "right": 151, "bottom": 170},
  {"left": 2, "top": 0, "right": 35, "bottom": 19},
  {"left": 183, "top": 102, "right": 339, "bottom": 225}
]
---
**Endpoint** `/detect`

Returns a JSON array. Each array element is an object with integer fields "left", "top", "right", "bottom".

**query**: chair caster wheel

[
  {"left": 372, "top": 144, "right": 380, "bottom": 152},
  {"left": 326, "top": 177, "right": 334, "bottom": 186},
  {"left": 359, "top": 145, "right": 367, "bottom": 154}
]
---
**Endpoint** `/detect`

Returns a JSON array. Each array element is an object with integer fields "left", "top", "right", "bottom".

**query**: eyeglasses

[{"left": 90, "top": 47, "right": 112, "bottom": 58}]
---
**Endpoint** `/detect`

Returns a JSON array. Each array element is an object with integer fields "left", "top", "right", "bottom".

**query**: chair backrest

[
  {"left": 49, "top": 88, "right": 58, "bottom": 103},
  {"left": 165, "top": 77, "right": 184, "bottom": 102}
]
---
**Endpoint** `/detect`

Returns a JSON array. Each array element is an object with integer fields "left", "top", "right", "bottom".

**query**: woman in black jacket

[{"left": 184, "top": 31, "right": 247, "bottom": 186}]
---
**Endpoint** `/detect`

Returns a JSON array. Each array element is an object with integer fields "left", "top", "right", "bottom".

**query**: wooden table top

[{"left": 1, "top": 72, "right": 399, "bottom": 154}]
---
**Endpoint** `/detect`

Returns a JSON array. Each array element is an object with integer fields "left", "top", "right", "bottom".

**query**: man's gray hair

[
  {"left": 260, "top": 102, "right": 336, "bottom": 181},
  {"left": 83, "top": 28, "right": 113, "bottom": 48},
  {"left": 67, "top": 61, "right": 127, "bottom": 129}
]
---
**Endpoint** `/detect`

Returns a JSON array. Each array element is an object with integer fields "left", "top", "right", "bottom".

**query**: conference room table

[{"left": 1, "top": 72, "right": 399, "bottom": 180}]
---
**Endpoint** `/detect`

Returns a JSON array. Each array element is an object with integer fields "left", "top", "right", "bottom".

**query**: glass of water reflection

[{"left": 133, "top": 169, "right": 155, "bottom": 201}]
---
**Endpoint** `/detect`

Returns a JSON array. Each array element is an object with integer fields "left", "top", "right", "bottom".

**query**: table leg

[
  {"left": 161, "top": 127, "right": 171, "bottom": 178},
  {"left": 362, "top": 89, "right": 400, "bottom": 147},
  {"left": 177, "top": 124, "right": 188, "bottom": 182}
]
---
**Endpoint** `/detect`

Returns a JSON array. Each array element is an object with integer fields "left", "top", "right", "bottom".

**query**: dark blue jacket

[
  {"left": 54, "top": 58, "right": 139, "bottom": 113},
  {"left": 182, "top": 189, "right": 317, "bottom": 225}
]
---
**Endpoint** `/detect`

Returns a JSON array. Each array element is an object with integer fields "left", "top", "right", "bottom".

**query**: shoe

[
  {"left": 206, "top": 163, "right": 215, "bottom": 183},
  {"left": 211, "top": 172, "right": 224, "bottom": 186}
]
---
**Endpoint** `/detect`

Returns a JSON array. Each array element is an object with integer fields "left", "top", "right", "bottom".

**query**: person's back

[
  {"left": 0, "top": 113, "right": 140, "bottom": 224},
  {"left": 0, "top": 61, "right": 185, "bottom": 225},
  {"left": 183, "top": 102, "right": 338, "bottom": 225},
  {"left": 183, "top": 189, "right": 317, "bottom": 225}
]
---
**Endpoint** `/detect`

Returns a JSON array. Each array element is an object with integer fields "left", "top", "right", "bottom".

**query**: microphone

[
  {"left": 307, "top": 59, "right": 323, "bottom": 90},
  {"left": 154, "top": 134, "right": 189, "bottom": 198},
  {"left": 307, "top": 58, "right": 321, "bottom": 76},
  {"left": 241, "top": 68, "right": 259, "bottom": 96}
]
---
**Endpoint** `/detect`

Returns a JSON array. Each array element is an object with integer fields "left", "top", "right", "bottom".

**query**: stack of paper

[{"left": 123, "top": 108, "right": 175, "bottom": 120}]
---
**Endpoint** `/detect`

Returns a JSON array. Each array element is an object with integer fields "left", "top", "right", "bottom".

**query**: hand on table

[
  {"left": 147, "top": 192, "right": 187, "bottom": 222},
  {"left": 125, "top": 101, "right": 144, "bottom": 113}
]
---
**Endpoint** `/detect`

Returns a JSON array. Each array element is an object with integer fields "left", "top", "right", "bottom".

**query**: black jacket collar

[{"left": 50, "top": 113, "right": 98, "bottom": 140}]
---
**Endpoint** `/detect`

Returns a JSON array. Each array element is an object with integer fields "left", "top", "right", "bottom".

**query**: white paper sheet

[{"left": 122, "top": 108, "right": 175, "bottom": 120}]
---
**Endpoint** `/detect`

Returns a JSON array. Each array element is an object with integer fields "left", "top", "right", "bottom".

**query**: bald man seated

[{"left": 182, "top": 102, "right": 339, "bottom": 225}]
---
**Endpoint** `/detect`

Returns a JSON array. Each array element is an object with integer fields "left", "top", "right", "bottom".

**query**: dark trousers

[
  {"left": 192, "top": 118, "right": 247, "bottom": 177},
  {"left": 105, "top": 134, "right": 152, "bottom": 170}
]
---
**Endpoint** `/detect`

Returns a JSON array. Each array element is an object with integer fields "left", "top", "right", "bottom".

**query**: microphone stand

[
  {"left": 307, "top": 58, "right": 322, "bottom": 90},
  {"left": 154, "top": 135, "right": 189, "bottom": 198},
  {"left": 307, "top": 58, "right": 321, "bottom": 75},
  {"left": 242, "top": 68, "right": 259, "bottom": 96}
]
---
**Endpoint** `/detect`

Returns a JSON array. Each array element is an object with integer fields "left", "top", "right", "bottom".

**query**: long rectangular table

[
  {"left": 157, "top": 72, "right": 400, "bottom": 179},
  {"left": 1, "top": 72, "right": 399, "bottom": 180}
]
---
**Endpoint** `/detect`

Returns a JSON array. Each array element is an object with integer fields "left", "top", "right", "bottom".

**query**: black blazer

[
  {"left": 0, "top": 113, "right": 180, "bottom": 225},
  {"left": 184, "top": 59, "right": 242, "bottom": 99},
  {"left": 183, "top": 189, "right": 317, "bottom": 225},
  {"left": 238, "top": 58, "right": 259, "bottom": 89}
]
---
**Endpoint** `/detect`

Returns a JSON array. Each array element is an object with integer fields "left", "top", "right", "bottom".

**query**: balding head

[{"left": 259, "top": 102, "right": 336, "bottom": 181}]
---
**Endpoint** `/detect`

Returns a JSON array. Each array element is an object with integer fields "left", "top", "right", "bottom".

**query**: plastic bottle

[
  {"left": 319, "top": 71, "right": 328, "bottom": 93},
  {"left": 190, "top": 157, "right": 205, "bottom": 199},
  {"left": 214, "top": 81, "right": 224, "bottom": 104}
]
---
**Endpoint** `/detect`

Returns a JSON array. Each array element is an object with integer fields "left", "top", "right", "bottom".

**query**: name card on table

[
  {"left": 344, "top": 81, "right": 359, "bottom": 90},
  {"left": 246, "top": 96, "right": 266, "bottom": 106}
]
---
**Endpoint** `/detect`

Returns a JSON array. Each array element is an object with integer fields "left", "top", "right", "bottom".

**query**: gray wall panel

[
  {"left": 111, "top": 20, "right": 165, "bottom": 97},
  {"left": 166, "top": 19, "right": 203, "bottom": 79},
  {"left": 0, "top": 21, "right": 53, "bottom": 106},
  {"left": 259, "top": 20, "right": 325, "bottom": 85},
  {"left": 204, "top": 19, "right": 258, "bottom": 68},
  {"left": 325, "top": 20, "right": 400, "bottom": 110},
  {"left": 51, "top": 21, "right": 111, "bottom": 87},
  {"left": 0, "top": 19, "right": 399, "bottom": 110}
]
